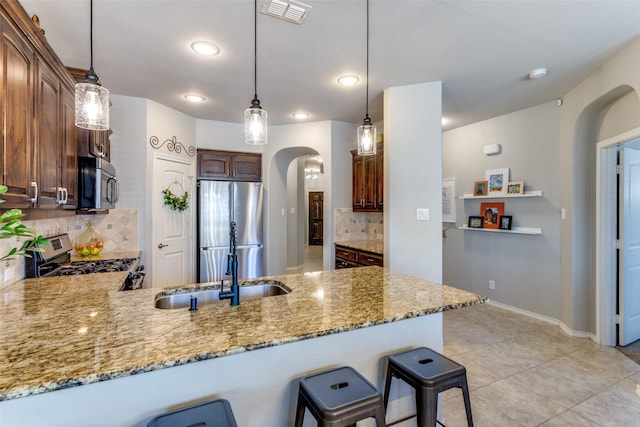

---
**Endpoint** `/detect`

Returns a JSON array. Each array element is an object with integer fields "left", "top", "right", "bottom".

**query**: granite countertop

[
  {"left": 0, "top": 266, "right": 486, "bottom": 401},
  {"left": 335, "top": 239, "right": 384, "bottom": 255}
]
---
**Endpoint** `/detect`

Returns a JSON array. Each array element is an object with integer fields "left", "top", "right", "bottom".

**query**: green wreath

[{"left": 162, "top": 186, "right": 189, "bottom": 211}]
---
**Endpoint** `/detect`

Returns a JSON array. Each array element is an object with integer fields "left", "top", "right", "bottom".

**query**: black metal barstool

[
  {"left": 146, "top": 398, "right": 237, "bottom": 427},
  {"left": 295, "top": 366, "right": 387, "bottom": 426},
  {"left": 383, "top": 347, "right": 473, "bottom": 427}
]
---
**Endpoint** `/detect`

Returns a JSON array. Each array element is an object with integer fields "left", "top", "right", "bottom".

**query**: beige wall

[{"left": 559, "top": 35, "right": 640, "bottom": 333}]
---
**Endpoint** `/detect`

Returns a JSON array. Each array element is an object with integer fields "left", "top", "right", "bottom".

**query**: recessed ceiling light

[
  {"left": 292, "top": 112, "right": 310, "bottom": 119},
  {"left": 185, "top": 94, "right": 206, "bottom": 103},
  {"left": 338, "top": 75, "right": 359, "bottom": 86},
  {"left": 528, "top": 68, "right": 548, "bottom": 80},
  {"left": 191, "top": 41, "right": 220, "bottom": 56}
]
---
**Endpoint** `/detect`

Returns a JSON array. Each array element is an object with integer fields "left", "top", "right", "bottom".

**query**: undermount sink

[{"left": 155, "top": 281, "right": 290, "bottom": 309}]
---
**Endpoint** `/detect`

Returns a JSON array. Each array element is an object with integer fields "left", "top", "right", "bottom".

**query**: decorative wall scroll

[{"left": 149, "top": 136, "right": 195, "bottom": 157}]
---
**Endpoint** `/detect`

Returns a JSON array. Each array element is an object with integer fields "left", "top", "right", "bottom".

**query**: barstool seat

[
  {"left": 383, "top": 347, "right": 473, "bottom": 427},
  {"left": 295, "top": 366, "right": 386, "bottom": 426},
  {"left": 146, "top": 398, "right": 237, "bottom": 427}
]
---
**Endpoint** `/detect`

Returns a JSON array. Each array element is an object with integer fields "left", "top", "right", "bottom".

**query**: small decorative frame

[
  {"left": 480, "top": 202, "right": 504, "bottom": 229},
  {"left": 499, "top": 215, "right": 512, "bottom": 230},
  {"left": 485, "top": 168, "right": 510, "bottom": 195},
  {"left": 473, "top": 180, "right": 488, "bottom": 196},
  {"left": 506, "top": 181, "right": 524, "bottom": 195},
  {"left": 468, "top": 216, "right": 484, "bottom": 228}
]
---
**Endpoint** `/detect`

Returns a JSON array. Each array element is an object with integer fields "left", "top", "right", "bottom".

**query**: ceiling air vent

[{"left": 261, "top": 0, "right": 311, "bottom": 24}]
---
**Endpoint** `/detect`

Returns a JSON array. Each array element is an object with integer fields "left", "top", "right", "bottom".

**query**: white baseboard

[{"left": 488, "top": 300, "right": 597, "bottom": 341}]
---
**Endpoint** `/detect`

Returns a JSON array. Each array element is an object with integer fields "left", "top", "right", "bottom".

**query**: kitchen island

[{"left": 0, "top": 266, "right": 486, "bottom": 426}]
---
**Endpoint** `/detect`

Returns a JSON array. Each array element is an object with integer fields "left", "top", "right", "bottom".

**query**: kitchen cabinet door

[
  {"left": 351, "top": 147, "right": 380, "bottom": 212},
  {"left": 0, "top": 15, "right": 35, "bottom": 207},
  {"left": 35, "top": 57, "right": 62, "bottom": 207},
  {"left": 231, "top": 153, "right": 261, "bottom": 181},
  {"left": 375, "top": 144, "right": 383, "bottom": 210},
  {"left": 61, "top": 85, "right": 78, "bottom": 208},
  {"left": 198, "top": 150, "right": 231, "bottom": 179}
]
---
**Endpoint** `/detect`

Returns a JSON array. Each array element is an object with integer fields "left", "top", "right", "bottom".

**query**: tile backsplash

[
  {"left": 0, "top": 209, "right": 138, "bottom": 287},
  {"left": 334, "top": 208, "right": 383, "bottom": 241}
]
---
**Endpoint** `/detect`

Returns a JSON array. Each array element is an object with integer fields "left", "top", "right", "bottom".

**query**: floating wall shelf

[
  {"left": 458, "top": 190, "right": 543, "bottom": 200},
  {"left": 458, "top": 225, "right": 542, "bottom": 235}
]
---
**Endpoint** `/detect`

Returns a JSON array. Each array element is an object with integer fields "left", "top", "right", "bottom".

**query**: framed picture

[
  {"left": 480, "top": 202, "right": 504, "bottom": 229},
  {"left": 468, "top": 216, "right": 484, "bottom": 228},
  {"left": 506, "top": 181, "right": 524, "bottom": 195},
  {"left": 473, "top": 180, "right": 488, "bottom": 196},
  {"left": 499, "top": 215, "right": 512, "bottom": 230},
  {"left": 442, "top": 178, "right": 456, "bottom": 223},
  {"left": 485, "top": 168, "right": 510, "bottom": 195}
]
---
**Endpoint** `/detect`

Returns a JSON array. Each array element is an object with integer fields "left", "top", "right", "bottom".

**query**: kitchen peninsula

[{"left": 0, "top": 266, "right": 486, "bottom": 426}]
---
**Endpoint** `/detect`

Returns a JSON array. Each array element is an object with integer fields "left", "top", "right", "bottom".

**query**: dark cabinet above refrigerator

[{"left": 197, "top": 149, "right": 261, "bottom": 182}]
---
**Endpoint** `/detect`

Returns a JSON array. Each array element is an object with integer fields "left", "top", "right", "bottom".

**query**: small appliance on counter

[{"left": 25, "top": 234, "right": 144, "bottom": 290}]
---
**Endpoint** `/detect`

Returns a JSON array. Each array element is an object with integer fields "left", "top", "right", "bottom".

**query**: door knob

[{"left": 158, "top": 243, "right": 168, "bottom": 249}]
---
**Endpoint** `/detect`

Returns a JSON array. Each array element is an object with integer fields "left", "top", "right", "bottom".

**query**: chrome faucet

[{"left": 219, "top": 221, "right": 240, "bottom": 306}]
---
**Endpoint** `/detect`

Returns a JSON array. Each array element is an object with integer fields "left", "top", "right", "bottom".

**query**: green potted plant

[{"left": 0, "top": 185, "right": 48, "bottom": 261}]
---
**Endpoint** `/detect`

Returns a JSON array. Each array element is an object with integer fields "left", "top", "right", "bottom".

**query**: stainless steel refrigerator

[{"left": 198, "top": 180, "right": 264, "bottom": 283}]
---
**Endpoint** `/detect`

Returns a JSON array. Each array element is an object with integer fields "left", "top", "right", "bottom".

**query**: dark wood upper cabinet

[
  {"left": 351, "top": 142, "right": 383, "bottom": 212},
  {"left": 1, "top": 2, "right": 78, "bottom": 211},
  {"left": 198, "top": 150, "right": 262, "bottom": 182},
  {"left": 35, "top": 57, "right": 61, "bottom": 207},
  {"left": 0, "top": 11, "right": 35, "bottom": 208}
]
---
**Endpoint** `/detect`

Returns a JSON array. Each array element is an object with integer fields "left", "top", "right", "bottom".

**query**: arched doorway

[{"left": 264, "top": 146, "right": 325, "bottom": 275}]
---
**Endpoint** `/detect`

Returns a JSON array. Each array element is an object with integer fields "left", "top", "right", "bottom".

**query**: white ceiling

[{"left": 19, "top": 0, "right": 640, "bottom": 131}]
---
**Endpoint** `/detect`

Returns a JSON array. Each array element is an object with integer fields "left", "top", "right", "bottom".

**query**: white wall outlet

[
  {"left": 489, "top": 280, "right": 496, "bottom": 290},
  {"left": 4, "top": 265, "right": 14, "bottom": 282},
  {"left": 416, "top": 208, "right": 430, "bottom": 221},
  {"left": 561, "top": 208, "right": 566, "bottom": 220},
  {"left": 290, "top": 208, "right": 296, "bottom": 214},
  {"left": 281, "top": 208, "right": 286, "bottom": 216}
]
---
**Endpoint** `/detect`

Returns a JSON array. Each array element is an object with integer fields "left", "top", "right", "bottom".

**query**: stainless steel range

[{"left": 25, "top": 234, "right": 145, "bottom": 290}]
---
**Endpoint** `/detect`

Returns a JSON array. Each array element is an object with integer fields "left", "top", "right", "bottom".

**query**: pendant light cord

[
  {"left": 253, "top": 0, "right": 258, "bottom": 101},
  {"left": 365, "top": 0, "right": 370, "bottom": 121},
  {"left": 90, "top": 0, "right": 94, "bottom": 71}
]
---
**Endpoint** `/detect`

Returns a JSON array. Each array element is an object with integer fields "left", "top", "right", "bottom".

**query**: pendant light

[
  {"left": 357, "top": 0, "right": 376, "bottom": 156},
  {"left": 75, "top": 0, "right": 109, "bottom": 131},
  {"left": 244, "top": 0, "right": 268, "bottom": 145}
]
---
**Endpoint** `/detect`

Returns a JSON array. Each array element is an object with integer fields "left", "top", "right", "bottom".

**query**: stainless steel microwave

[{"left": 78, "top": 157, "right": 119, "bottom": 210}]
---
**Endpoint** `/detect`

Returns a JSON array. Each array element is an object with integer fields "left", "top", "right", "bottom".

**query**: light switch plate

[
  {"left": 416, "top": 208, "right": 430, "bottom": 221},
  {"left": 4, "top": 265, "right": 14, "bottom": 282}
]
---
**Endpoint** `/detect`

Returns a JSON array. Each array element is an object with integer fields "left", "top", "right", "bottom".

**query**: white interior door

[
  {"left": 619, "top": 143, "right": 640, "bottom": 346},
  {"left": 153, "top": 155, "right": 195, "bottom": 288}
]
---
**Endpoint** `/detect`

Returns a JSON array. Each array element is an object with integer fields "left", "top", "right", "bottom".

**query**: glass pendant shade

[
  {"left": 357, "top": 118, "right": 377, "bottom": 155},
  {"left": 244, "top": 103, "right": 268, "bottom": 145},
  {"left": 75, "top": 82, "right": 109, "bottom": 131}
]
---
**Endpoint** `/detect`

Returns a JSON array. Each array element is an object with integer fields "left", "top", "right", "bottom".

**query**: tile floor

[
  {"left": 296, "top": 249, "right": 640, "bottom": 425},
  {"left": 288, "top": 244, "right": 324, "bottom": 274},
  {"left": 442, "top": 304, "right": 640, "bottom": 426}
]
